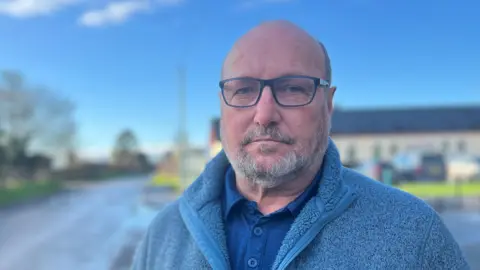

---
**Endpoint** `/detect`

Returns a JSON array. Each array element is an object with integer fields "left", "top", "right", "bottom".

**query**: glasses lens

[
  {"left": 273, "top": 77, "right": 316, "bottom": 106},
  {"left": 222, "top": 78, "right": 261, "bottom": 107}
]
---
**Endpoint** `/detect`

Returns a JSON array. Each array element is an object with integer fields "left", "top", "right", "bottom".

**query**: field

[
  {"left": 150, "top": 174, "right": 182, "bottom": 191},
  {"left": 397, "top": 181, "right": 480, "bottom": 198},
  {"left": 150, "top": 172, "right": 480, "bottom": 199},
  {"left": 0, "top": 180, "right": 62, "bottom": 207}
]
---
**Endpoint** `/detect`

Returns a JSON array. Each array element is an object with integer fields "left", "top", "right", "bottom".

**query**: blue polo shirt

[{"left": 223, "top": 166, "right": 321, "bottom": 270}]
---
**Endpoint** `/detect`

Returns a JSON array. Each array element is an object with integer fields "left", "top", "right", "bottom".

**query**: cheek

[
  {"left": 221, "top": 110, "right": 250, "bottom": 148},
  {"left": 223, "top": 123, "right": 242, "bottom": 146},
  {"left": 283, "top": 107, "right": 325, "bottom": 143}
]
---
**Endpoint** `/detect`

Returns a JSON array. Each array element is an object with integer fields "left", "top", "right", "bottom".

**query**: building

[
  {"left": 209, "top": 105, "right": 480, "bottom": 164},
  {"left": 209, "top": 118, "right": 223, "bottom": 158},
  {"left": 155, "top": 147, "right": 208, "bottom": 180},
  {"left": 331, "top": 105, "right": 480, "bottom": 165}
]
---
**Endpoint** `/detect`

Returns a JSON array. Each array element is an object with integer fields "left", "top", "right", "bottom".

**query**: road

[
  {"left": 0, "top": 178, "right": 479, "bottom": 270},
  {"left": 441, "top": 211, "right": 480, "bottom": 268},
  {"left": 0, "top": 177, "right": 147, "bottom": 270}
]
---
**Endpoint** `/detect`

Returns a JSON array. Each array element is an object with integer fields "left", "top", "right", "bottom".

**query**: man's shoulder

[
  {"left": 342, "top": 167, "right": 436, "bottom": 220},
  {"left": 132, "top": 198, "right": 211, "bottom": 270},
  {"left": 150, "top": 199, "right": 183, "bottom": 228},
  {"left": 140, "top": 199, "right": 186, "bottom": 243},
  {"left": 341, "top": 169, "right": 468, "bottom": 268},
  {"left": 308, "top": 167, "right": 468, "bottom": 269},
  {"left": 139, "top": 199, "right": 187, "bottom": 251}
]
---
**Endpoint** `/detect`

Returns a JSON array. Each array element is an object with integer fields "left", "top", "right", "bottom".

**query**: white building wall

[{"left": 331, "top": 131, "right": 480, "bottom": 163}]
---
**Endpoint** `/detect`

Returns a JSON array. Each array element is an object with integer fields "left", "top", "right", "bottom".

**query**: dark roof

[
  {"left": 211, "top": 105, "right": 480, "bottom": 137},
  {"left": 331, "top": 105, "right": 480, "bottom": 135}
]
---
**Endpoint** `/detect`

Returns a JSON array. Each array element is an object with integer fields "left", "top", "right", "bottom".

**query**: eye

[
  {"left": 235, "top": 87, "right": 255, "bottom": 95},
  {"left": 283, "top": 85, "right": 308, "bottom": 93}
]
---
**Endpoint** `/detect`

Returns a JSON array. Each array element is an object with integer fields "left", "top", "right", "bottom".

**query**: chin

[{"left": 252, "top": 153, "right": 285, "bottom": 169}]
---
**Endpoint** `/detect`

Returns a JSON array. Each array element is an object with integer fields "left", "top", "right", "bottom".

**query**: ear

[{"left": 327, "top": 86, "right": 336, "bottom": 113}]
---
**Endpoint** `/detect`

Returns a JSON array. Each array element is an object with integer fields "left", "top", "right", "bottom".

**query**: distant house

[
  {"left": 155, "top": 147, "right": 208, "bottom": 184},
  {"left": 209, "top": 119, "right": 222, "bottom": 158},
  {"left": 209, "top": 105, "right": 480, "bottom": 164},
  {"left": 331, "top": 105, "right": 480, "bottom": 164}
]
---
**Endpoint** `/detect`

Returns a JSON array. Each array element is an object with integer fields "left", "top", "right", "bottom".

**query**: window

[
  {"left": 441, "top": 141, "right": 450, "bottom": 154},
  {"left": 390, "top": 144, "right": 398, "bottom": 156},
  {"left": 458, "top": 140, "right": 466, "bottom": 153},
  {"left": 373, "top": 143, "right": 382, "bottom": 160},
  {"left": 346, "top": 145, "right": 357, "bottom": 164},
  {"left": 422, "top": 154, "right": 444, "bottom": 165}
]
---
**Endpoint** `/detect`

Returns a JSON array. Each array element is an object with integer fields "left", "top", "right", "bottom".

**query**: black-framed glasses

[{"left": 219, "top": 75, "right": 330, "bottom": 108}]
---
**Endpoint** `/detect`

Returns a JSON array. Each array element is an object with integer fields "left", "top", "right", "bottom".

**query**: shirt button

[
  {"left": 247, "top": 258, "right": 258, "bottom": 268},
  {"left": 253, "top": 226, "right": 263, "bottom": 236}
]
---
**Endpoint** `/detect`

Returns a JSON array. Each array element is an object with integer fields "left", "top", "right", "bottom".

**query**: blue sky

[{"left": 0, "top": 0, "right": 479, "bottom": 160}]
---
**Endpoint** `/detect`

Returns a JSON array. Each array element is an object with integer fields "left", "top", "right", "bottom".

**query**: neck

[{"left": 235, "top": 159, "right": 322, "bottom": 215}]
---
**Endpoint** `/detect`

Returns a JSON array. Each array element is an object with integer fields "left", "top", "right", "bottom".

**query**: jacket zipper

[{"left": 276, "top": 192, "right": 357, "bottom": 270}]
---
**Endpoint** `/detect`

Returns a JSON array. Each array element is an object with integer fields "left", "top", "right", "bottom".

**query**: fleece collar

[{"left": 179, "top": 138, "right": 357, "bottom": 270}]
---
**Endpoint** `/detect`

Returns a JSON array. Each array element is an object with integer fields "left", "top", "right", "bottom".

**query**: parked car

[
  {"left": 353, "top": 160, "right": 397, "bottom": 184},
  {"left": 391, "top": 151, "right": 446, "bottom": 182},
  {"left": 446, "top": 155, "right": 480, "bottom": 183}
]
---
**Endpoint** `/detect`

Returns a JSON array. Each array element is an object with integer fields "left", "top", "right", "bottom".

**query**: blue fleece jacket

[{"left": 131, "top": 138, "right": 469, "bottom": 270}]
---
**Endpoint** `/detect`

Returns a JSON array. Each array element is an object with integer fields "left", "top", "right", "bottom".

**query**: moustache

[{"left": 241, "top": 126, "right": 295, "bottom": 146}]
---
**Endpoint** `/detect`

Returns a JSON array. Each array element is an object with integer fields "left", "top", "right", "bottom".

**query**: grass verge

[
  {"left": 396, "top": 182, "right": 480, "bottom": 198},
  {"left": 150, "top": 174, "right": 182, "bottom": 192},
  {"left": 0, "top": 180, "right": 62, "bottom": 208}
]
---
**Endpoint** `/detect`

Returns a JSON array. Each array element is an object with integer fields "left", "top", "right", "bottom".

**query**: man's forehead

[{"left": 222, "top": 21, "right": 326, "bottom": 80}]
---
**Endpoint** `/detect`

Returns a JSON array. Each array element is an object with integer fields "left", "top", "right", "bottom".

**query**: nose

[{"left": 253, "top": 86, "right": 281, "bottom": 126}]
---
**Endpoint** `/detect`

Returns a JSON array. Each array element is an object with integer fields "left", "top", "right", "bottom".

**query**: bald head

[
  {"left": 222, "top": 20, "right": 331, "bottom": 83},
  {"left": 219, "top": 20, "right": 335, "bottom": 190}
]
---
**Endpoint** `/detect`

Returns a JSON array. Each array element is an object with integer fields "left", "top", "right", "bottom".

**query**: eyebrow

[
  {"left": 224, "top": 72, "right": 318, "bottom": 81},
  {"left": 274, "top": 72, "right": 314, "bottom": 78}
]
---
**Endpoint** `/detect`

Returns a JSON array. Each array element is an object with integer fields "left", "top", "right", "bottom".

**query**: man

[{"left": 132, "top": 20, "right": 469, "bottom": 270}]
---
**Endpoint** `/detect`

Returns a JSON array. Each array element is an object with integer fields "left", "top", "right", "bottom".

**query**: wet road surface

[
  {"left": 0, "top": 177, "right": 147, "bottom": 270},
  {"left": 440, "top": 211, "right": 480, "bottom": 269}
]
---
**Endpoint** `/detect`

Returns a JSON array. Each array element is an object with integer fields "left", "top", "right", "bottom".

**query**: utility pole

[
  {"left": 177, "top": 65, "right": 188, "bottom": 189},
  {"left": 174, "top": 14, "right": 211, "bottom": 190}
]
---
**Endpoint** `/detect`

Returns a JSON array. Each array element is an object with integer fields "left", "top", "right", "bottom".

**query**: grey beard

[
  {"left": 233, "top": 146, "right": 308, "bottom": 189},
  {"left": 222, "top": 123, "right": 330, "bottom": 189}
]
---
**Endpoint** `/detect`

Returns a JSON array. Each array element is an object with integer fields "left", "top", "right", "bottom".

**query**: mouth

[{"left": 251, "top": 138, "right": 282, "bottom": 143}]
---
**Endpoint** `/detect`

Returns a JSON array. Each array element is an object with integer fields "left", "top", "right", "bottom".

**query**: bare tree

[
  {"left": 29, "top": 86, "right": 77, "bottom": 158},
  {"left": 111, "top": 129, "right": 140, "bottom": 169},
  {"left": 0, "top": 70, "right": 77, "bottom": 174}
]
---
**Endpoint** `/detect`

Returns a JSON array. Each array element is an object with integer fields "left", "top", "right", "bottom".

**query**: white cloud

[
  {"left": 0, "top": 0, "right": 81, "bottom": 17},
  {"left": 78, "top": 0, "right": 150, "bottom": 27},
  {"left": 0, "top": 0, "right": 185, "bottom": 26},
  {"left": 78, "top": 0, "right": 184, "bottom": 27}
]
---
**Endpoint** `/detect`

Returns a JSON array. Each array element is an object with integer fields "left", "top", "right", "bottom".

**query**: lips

[{"left": 251, "top": 138, "right": 281, "bottom": 143}]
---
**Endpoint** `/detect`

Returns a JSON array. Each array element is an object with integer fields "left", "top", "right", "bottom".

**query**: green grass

[
  {"left": 396, "top": 181, "right": 480, "bottom": 198},
  {"left": 0, "top": 180, "right": 62, "bottom": 207},
  {"left": 150, "top": 174, "right": 182, "bottom": 192}
]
